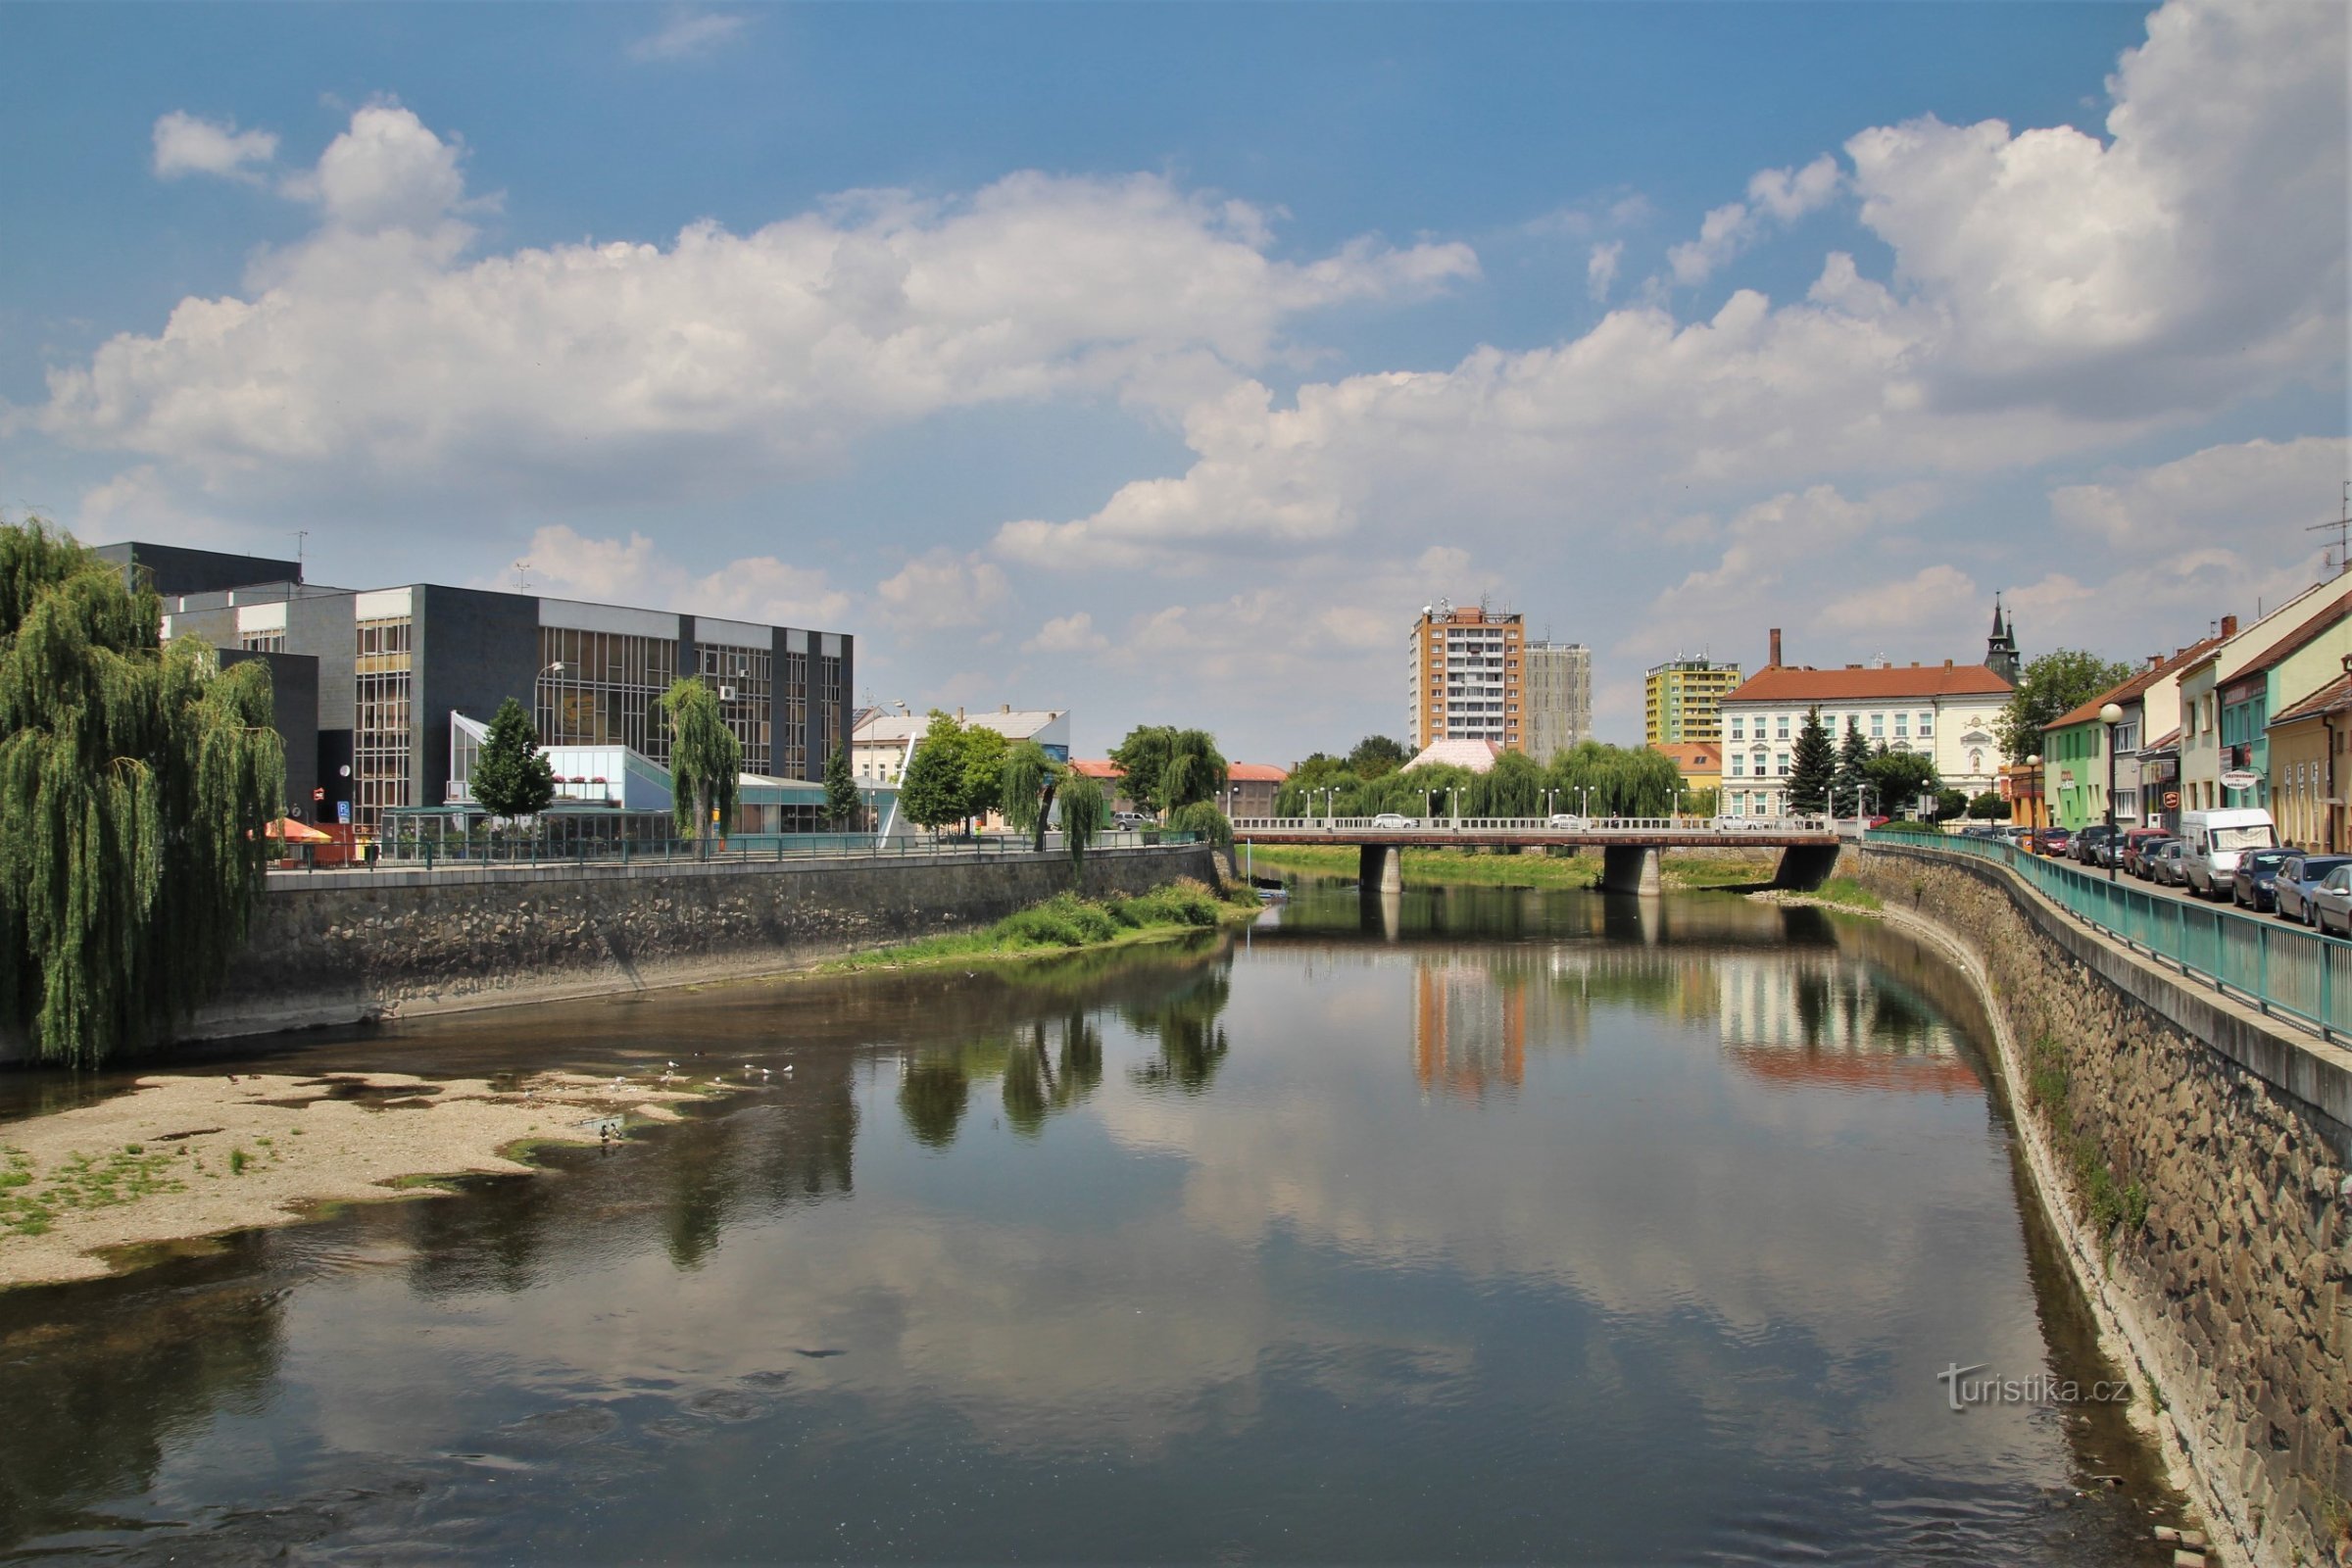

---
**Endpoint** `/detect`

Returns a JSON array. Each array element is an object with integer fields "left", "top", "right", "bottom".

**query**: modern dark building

[
  {"left": 96, "top": 541, "right": 306, "bottom": 599},
  {"left": 120, "top": 545, "right": 855, "bottom": 835}
]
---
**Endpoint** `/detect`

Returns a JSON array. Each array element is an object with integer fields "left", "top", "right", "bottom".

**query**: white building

[
  {"left": 1716, "top": 628, "right": 2012, "bottom": 817},
  {"left": 1523, "top": 641, "right": 1592, "bottom": 762},
  {"left": 851, "top": 706, "right": 1071, "bottom": 786}
]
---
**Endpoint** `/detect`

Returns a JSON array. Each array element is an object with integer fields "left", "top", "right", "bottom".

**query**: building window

[
  {"left": 779, "top": 651, "right": 808, "bottom": 778},
  {"left": 1775, "top": 751, "right": 1790, "bottom": 775},
  {"left": 1776, "top": 716, "right": 1789, "bottom": 740},
  {"left": 353, "top": 613, "right": 414, "bottom": 835},
  {"left": 1918, "top": 711, "right": 1934, "bottom": 738},
  {"left": 1730, "top": 756, "right": 1744, "bottom": 777},
  {"left": 1730, "top": 718, "right": 1743, "bottom": 741},
  {"left": 1870, "top": 713, "right": 1885, "bottom": 739},
  {"left": 538, "top": 627, "right": 679, "bottom": 764},
  {"left": 814, "top": 652, "right": 844, "bottom": 777},
  {"left": 239, "top": 631, "right": 285, "bottom": 654},
  {"left": 697, "top": 642, "right": 774, "bottom": 775},
  {"left": 1894, "top": 715, "right": 1909, "bottom": 739}
]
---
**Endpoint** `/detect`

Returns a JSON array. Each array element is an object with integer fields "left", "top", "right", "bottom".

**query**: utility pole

[
  {"left": 513, "top": 559, "right": 531, "bottom": 594},
  {"left": 295, "top": 528, "right": 309, "bottom": 579}
]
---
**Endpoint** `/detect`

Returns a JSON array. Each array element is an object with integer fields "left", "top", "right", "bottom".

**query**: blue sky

[{"left": 2, "top": 2, "right": 2344, "bottom": 760}]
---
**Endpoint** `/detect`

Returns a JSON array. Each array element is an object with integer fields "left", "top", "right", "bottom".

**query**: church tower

[{"left": 1985, "top": 596, "right": 2021, "bottom": 685}]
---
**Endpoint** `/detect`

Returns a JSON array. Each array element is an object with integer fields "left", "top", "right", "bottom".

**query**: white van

[{"left": 2179, "top": 808, "right": 2278, "bottom": 898}]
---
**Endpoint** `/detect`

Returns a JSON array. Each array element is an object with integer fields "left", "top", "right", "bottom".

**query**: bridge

[{"left": 1229, "top": 815, "right": 1846, "bottom": 896}]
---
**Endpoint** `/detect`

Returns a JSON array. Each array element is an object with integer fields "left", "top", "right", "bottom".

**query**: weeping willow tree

[
  {"left": 0, "top": 521, "right": 284, "bottom": 1066},
  {"left": 1057, "top": 769, "right": 1106, "bottom": 867},
  {"left": 662, "top": 677, "right": 741, "bottom": 841},
  {"left": 1000, "top": 741, "right": 1059, "bottom": 852}
]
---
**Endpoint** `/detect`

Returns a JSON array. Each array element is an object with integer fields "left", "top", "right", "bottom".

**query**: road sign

[
  {"left": 337, "top": 800, "right": 351, "bottom": 824},
  {"left": 312, "top": 786, "right": 325, "bottom": 802},
  {"left": 2221, "top": 769, "right": 2261, "bottom": 791}
]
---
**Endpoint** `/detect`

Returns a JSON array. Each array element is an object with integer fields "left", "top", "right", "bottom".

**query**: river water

[{"left": 0, "top": 880, "right": 2182, "bottom": 1564}]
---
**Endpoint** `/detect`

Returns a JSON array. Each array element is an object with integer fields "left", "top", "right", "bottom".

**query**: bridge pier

[
  {"left": 1600, "top": 845, "right": 1661, "bottom": 897},
  {"left": 1773, "top": 843, "right": 1840, "bottom": 891},
  {"left": 1358, "top": 842, "right": 1403, "bottom": 895}
]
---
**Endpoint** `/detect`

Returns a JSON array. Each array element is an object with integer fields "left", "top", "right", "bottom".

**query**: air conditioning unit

[{"left": 718, "top": 685, "right": 738, "bottom": 702}]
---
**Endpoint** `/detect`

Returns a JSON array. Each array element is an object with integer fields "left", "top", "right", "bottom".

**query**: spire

[
  {"left": 1989, "top": 594, "right": 2007, "bottom": 639},
  {"left": 1985, "top": 594, "right": 2021, "bottom": 685}
]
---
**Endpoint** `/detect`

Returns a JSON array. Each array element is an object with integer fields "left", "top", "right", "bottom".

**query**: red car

[{"left": 2029, "top": 826, "right": 2073, "bottom": 857}]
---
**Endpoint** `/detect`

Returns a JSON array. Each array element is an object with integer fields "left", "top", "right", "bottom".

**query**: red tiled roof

[
  {"left": 2273, "top": 672, "right": 2352, "bottom": 727},
  {"left": 1725, "top": 663, "right": 2012, "bottom": 703},
  {"left": 1227, "top": 762, "right": 1289, "bottom": 783},
  {"left": 1652, "top": 742, "right": 1721, "bottom": 771},
  {"left": 2043, "top": 635, "right": 2226, "bottom": 732},
  {"left": 1067, "top": 759, "right": 1123, "bottom": 778}
]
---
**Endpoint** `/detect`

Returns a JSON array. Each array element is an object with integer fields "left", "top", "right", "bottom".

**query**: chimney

[
  {"left": 1001, "top": 703, "right": 1011, "bottom": 713},
  {"left": 956, "top": 706, "right": 965, "bottom": 722},
  {"left": 1768, "top": 628, "right": 1783, "bottom": 667},
  {"left": 2221, "top": 614, "right": 2238, "bottom": 638},
  {"left": 1943, "top": 659, "right": 1953, "bottom": 667}
]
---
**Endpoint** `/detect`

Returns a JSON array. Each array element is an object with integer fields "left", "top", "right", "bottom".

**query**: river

[{"left": 0, "top": 879, "right": 2182, "bottom": 1563}]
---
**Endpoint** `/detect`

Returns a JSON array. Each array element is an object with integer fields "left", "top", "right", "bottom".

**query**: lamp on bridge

[{"left": 2099, "top": 703, "right": 2124, "bottom": 881}]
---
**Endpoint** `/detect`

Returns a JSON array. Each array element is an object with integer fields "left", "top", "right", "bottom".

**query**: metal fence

[
  {"left": 1232, "top": 814, "right": 1837, "bottom": 835},
  {"left": 1866, "top": 828, "right": 2352, "bottom": 1041},
  {"left": 277, "top": 830, "right": 1199, "bottom": 874}
]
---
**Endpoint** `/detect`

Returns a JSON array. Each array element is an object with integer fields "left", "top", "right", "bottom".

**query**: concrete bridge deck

[{"left": 1230, "top": 815, "right": 1846, "bottom": 896}]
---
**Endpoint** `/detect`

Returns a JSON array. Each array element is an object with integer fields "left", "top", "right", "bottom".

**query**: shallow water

[{"left": 0, "top": 881, "right": 2182, "bottom": 1563}]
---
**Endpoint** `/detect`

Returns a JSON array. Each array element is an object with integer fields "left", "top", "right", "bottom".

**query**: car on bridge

[
  {"left": 1370, "top": 812, "right": 1411, "bottom": 829},
  {"left": 2230, "top": 848, "right": 2292, "bottom": 911},
  {"left": 2149, "top": 840, "right": 2189, "bottom": 886},
  {"left": 1547, "top": 813, "right": 1590, "bottom": 829},
  {"left": 2119, "top": 828, "right": 2171, "bottom": 876},
  {"left": 2309, "top": 864, "right": 2352, "bottom": 937},
  {"left": 2029, "top": 826, "right": 2072, "bottom": 857},
  {"left": 2274, "top": 855, "right": 2352, "bottom": 925}
]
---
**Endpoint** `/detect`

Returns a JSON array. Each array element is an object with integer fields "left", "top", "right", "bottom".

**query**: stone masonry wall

[
  {"left": 1855, "top": 844, "right": 2352, "bottom": 1568},
  {"left": 179, "top": 844, "right": 1221, "bottom": 1043}
]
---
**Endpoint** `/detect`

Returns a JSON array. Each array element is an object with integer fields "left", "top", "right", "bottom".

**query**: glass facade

[
  {"left": 815, "top": 652, "right": 844, "bottom": 771},
  {"left": 353, "top": 613, "right": 415, "bottom": 833},
  {"left": 778, "top": 650, "right": 808, "bottom": 779},
  {"left": 697, "top": 641, "right": 774, "bottom": 775},
  {"left": 537, "top": 627, "right": 680, "bottom": 765},
  {"left": 239, "top": 631, "right": 285, "bottom": 653}
]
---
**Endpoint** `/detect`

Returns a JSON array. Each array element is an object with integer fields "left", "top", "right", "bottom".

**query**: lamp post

[
  {"left": 1447, "top": 787, "right": 1462, "bottom": 827},
  {"left": 2099, "top": 704, "right": 2124, "bottom": 880},
  {"left": 2026, "top": 754, "right": 2042, "bottom": 835}
]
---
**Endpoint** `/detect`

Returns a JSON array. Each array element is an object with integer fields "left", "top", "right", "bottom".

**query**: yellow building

[
  {"left": 1409, "top": 602, "right": 1526, "bottom": 753},
  {"left": 1645, "top": 658, "right": 1742, "bottom": 746},
  {"left": 1652, "top": 742, "right": 1722, "bottom": 810},
  {"left": 2268, "top": 674, "right": 2352, "bottom": 852}
]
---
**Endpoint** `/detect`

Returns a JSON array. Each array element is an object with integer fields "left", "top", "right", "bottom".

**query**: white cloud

[
  {"left": 150, "top": 111, "right": 277, "bottom": 182},
  {"left": 1665, "top": 154, "right": 1840, "bottom": 286},
  {"left": 874, "top": 548, "right": 1009, "bottom": 629},
  {"left": 2050, "top": 435, "right": 2349, "bottom": 553},
  {"left": 1023, "top": 612, "right": 1109, "bottom": 654},
  {"left": 38, "top": 106, "right": 1477, "bottom": 512},
  {"left": 1815, "top": 564, "right": 1979, "bottom": 634},
  {"left": 506, "top": 525, "right": 850, "bottom": 626},
  {"left": 628, "top": 8, "right": 749, "bottom": 63},
  {"left": 1585, "top": 240, "right": 1621, "bottom": 303}
]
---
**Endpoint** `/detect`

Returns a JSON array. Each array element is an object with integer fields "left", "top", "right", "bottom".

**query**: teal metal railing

[{"left": 1865, "top": 829, "right": 2352, "bottom": 1041}]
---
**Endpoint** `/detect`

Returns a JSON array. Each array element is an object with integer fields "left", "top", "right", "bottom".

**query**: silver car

[
  {"left": 2312, "top": 864, "right": 2352, "bottom": 937},
  {"left": 2149, "top": 841, "right": 2189, "bottom": 887}
]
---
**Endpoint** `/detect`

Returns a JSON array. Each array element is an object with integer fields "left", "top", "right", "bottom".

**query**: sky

[{"left": 1, "top": 1, "right": 2345, "bottom": 763}]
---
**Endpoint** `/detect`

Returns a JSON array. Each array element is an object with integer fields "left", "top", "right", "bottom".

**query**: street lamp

[
  {"left": 2099, "top": 703, "right": 2124, "bottom": 880},
  {"left": 1447, "top": 786, "right": 1462, "bottom": 825},
  {"left": 2027, "top": 754, "right": 2042, "bottom": 833}
]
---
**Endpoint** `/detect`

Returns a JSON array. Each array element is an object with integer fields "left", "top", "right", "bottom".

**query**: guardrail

[
  {"left": 1232, "top": 815, "right": 1838, "bottom": 834},
  {"left": 1866, "top": 828, "right": 2352, "bottom": 1042},
  {"left": 280, "top": 830, "right": 1200, "bottom": 874}
]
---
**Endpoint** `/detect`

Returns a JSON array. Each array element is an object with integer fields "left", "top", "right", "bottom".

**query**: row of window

[{"left": 1727, "top": 710, "right": 1935, "bottom": 742}]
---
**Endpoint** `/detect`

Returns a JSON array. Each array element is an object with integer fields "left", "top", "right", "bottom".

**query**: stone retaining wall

[
  {"left": 1855, "top": 844, "right": 2351, "bottom": 1568},
  {"left": 173, "top": 844, "right": 1222, "bottom": 1043}
]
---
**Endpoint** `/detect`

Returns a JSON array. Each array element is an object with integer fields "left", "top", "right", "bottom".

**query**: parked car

[
  {"left": 2071, "top": 824, "right": 2117, "bottom": 864},
  {"left": 1548, "top": 813, "right": 1590, "bottom": 829},
  {"left": 2120, "top": 828, "right": 2172, "bottom": 877},
  {"left": 2149, "top": 840, "right": 2189, "bottom": 886},
  {"left": 1369, "top": 812, "right": 1411, "bottom": 829},
  {"left": 2310, "top": 864, "right": 2352, "bottom": 937},
  {"left": 2179, "top": 807, "right": 2279, "bottom": 899},
  {"left": 2274, "top": 855, "right": 2352, "bottom": 925},
  {"left": 2029, "top": 826, "right": 2073, "bottom": 857},
  {"left": 1111, "top": 811, "right": 1152, "bottom": 830},
  {"left": 2230, "top": 848, "right": 2293, "bottom": 910}
]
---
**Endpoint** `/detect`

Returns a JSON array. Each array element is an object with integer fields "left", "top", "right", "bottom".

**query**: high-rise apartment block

[
  {"left": 1522, "top": 641, "right": 1592, "bottom": 762},
  {"left": 1644, "top": 657, "right": 1742, "bottom": 746},
  {"left": 1408, "top": 604, "right": 1525, "bottom": 752}
]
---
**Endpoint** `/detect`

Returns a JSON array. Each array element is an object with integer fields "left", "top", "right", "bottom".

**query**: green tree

[
  {"left": 1864, "top": 745, "right": 1941, "bottom": 816},
  {"left": 662, "top": 676, "right": 741, "bottom": 841},
  {"left": 1967, "top": 791, "right": 2011, "bottom": 821},
  {"left": 898, "top": 711, "right": 971, "bottom": 832},
  {"left": 1934, "top": 787, "right": 1969, "bottom": 822},
  {"left": 1000, "top": 740, "right": 1059, "bottom": 852},
  {"left": 0, "top": 521, "right": 284, "bottom": 1065},
  {"left": 1997, "top": 649, "right": 2134, "bottom": 762},
  {"left": 1167, "top": 800, "right": 1234, "bottom": 849},
  {"left": 1347, "top": 734, "right": 1409, "bottom": 778},
  {"left": 1057, "top": 769, "right": 1106, "bottom": 866},
  {"left": 1834, "top": 719, "right": 1871, "bottom": 810},
  {"left": 471, "top": 697, "right": 556, "bottom": 822},
  {"left": 956, "top": 724, "right": 1009, "bottom": 824},
  {"left": 823, "top": 743, "right": 860, "bottom": 830},
  {"left": 1111, "top": 724, "right": 1227, "bottom": 816},
  {"left": 1787, "top": 707, "right": 1836, "bottom": 814}
]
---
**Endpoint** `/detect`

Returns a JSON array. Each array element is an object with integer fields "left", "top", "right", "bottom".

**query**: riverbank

[
  {"left": 0, "top": 1067, "right": 737, "bottom": 1288},
  {"left": 1240, "top": 842, "right": 1782, "bottom": 891},
  {"left": 821, "top": 877, "right": 1258, "bottom": 973}
]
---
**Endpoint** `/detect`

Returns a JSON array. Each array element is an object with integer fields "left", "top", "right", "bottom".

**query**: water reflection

[{"left": 0, "top": 891, "right": 2181, "bottom": 1564}]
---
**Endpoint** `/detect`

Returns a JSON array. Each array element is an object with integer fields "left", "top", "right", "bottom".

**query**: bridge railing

[
  {"left": 1230, "top": 814, "right": 1835, "bottom": 835},
  {"left": 1864, "top": 828, "right": 2352, "bottom": 1042}
]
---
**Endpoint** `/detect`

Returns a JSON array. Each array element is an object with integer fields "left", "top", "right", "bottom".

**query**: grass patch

[
  {"left": 1661, "top": 855, "right": 1777, "bottom": 889},
  {"left": 826, "top": 878, "right": 1256, "bottom": 973},
  {"left": 2022, "top": 1033, "right": 2148, "bottom": 1241},
  {"left": 1, "top": 1144, "right": 189, "bottom": 1238},
  {"left": 1241, "top": 843, "right": 1601, "bottom": 888},
  {"left": 1808, "top": 876, "right": 1883, "bottom": 911}
]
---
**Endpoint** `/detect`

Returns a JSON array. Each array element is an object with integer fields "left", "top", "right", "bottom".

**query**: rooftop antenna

[
  {"left": 295, "top": 528, "right": 308, "bottom": 579},
  {"left": 2306, "top": 481, "right": 2352, "bottom": 576},
  {"left": 512, "top": 559, "right": 531, "bottom": 594}
]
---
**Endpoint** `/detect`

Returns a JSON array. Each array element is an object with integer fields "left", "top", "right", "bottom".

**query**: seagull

[
  {"left": 781, "top": 1064, "right": 794, "bottom": 1074},
  {"left": 667, "top": 1060, "right": 678, "bottom": 1070}
]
